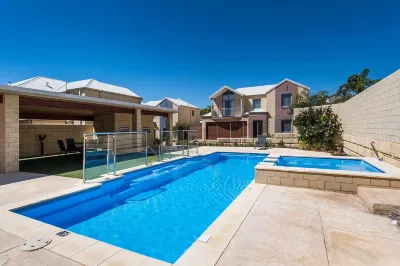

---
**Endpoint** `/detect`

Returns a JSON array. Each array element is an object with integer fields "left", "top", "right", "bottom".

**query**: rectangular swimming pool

[
  {"left": 275, "top": 156, "right": 384, "bottom": 173},
  {"left": 14, "top": 152, "right": 266, "bottom": 263}
]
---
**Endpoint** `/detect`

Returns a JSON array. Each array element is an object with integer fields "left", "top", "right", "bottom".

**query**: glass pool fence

[{"left": 83, "top": 130, "right": 199, "bottom": 182}]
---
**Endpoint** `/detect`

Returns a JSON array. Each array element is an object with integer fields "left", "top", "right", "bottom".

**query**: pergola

[{"left": 0, "top": 84, "right": 176, "bottom": 173}]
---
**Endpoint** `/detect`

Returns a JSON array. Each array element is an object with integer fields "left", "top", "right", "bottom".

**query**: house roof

[
  {"left": 236, "top": 84, "right": 277, "bottom": 96},
  {"left": 11, "top": 76, "right": 67, "bottom": 92},
  {"left": 145, "top": 100, "right": 162, "bottom": 106},
  {"left": 146, "top": 97, "right": 199, "bottom": 109},
  {"left": 65, "top": 79, "right": 140, "bottom": 98},
  {"left": 209, "top": 79, "right": 310, "bottom": 99},
  {"left": 209, "top": 86, "right": 244, "bottom": 99},
  {"left": 12, "top": 76, "right": 141, "bottom": 98}
]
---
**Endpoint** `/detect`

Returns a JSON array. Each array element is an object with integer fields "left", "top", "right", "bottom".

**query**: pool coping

[
  {"left": 256, "top": 153, "right": 400, "bottom": 180},
  {"left": 0, "top": 150, "right": 269, "bottom": 266}
]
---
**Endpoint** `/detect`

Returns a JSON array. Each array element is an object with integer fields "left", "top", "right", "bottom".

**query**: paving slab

[
  {"left": 358, "top": 186, "right": 400, "bottom": 215},
  {"left": 320, "top": 206, "right": 400, "bottom": 240},
  {"left": 99, "top": 249, "right": 148, "bottom": 266},
  {"left": 262, "top": 185, "right": 328, "bottom": 206},
  {"left": 216, "top": 248, "right": 290, "bottom": 266},
  {"left": 70, "top": 241, "right": 121, "bottom": 266},
  {"left": 2, "top": 245, "right": 82, "bottom": 266},
  {"left": 325, "top": 191, "right": 368, "bottom": 212},
  {"left": 0, "top": 230, "right": 24, "bottom": 254},
  {"left": 226, "top": 186, "right": 329, "bottom": 266},
  {"left": 324, "top": 228, "right": 400, "bottom": 266}
]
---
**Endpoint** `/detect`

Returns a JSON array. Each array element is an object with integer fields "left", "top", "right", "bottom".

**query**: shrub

[
  {"left": 153, "top": 137, "right": 161, "bottom": 145},
  {"left": 293, "top": 106, "right": 343, "bottom": 151},
  {"left": 264, "top": 139, "right": 273, "bottom": 149},
  {"left": 233, "top": 142, "right": 239, "bottom": 147},
  {"left": 277, "top": 139, "right": 285, "bottom": 148}
]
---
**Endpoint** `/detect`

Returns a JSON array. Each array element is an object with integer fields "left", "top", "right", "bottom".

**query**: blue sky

[{"left": 0, "top": 0, "right": 399, "bottom": 108}]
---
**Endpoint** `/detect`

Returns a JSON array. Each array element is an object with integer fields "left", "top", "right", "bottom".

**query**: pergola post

[{"left": 0, "top": 94, "right": 20, "bottom": 173}]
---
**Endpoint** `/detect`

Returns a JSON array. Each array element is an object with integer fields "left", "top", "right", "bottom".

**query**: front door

[{"left": 252, "top": 120, "right": 263, "bottom": 138}]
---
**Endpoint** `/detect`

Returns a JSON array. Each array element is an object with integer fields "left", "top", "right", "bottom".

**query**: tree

[
  {"left": 200, "top": 105, "right": 211, "bottom": 116},
  {"left": 288, "top": 90, "right": 329, "bottom": 115},
  {"left": 293, "top": 106, "right": 343, "bottom": 151},
  {"left": 335, "top": 69, "right": 381, "bottom": 103}
]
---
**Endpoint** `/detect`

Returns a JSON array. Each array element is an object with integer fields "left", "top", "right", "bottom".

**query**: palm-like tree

[{"left": 335, "top": 69, "right": 381, "bottom": 103}]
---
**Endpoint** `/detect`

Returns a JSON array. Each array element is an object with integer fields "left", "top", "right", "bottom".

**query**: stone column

[
  {"left": 0, "top": 94, "right": 20, "bottom": 173},
  {"left": 132, "top": 109, "right": 144, "bottom": 150},
  {"left": 165, "top": 113, "right": 173, "bottom": 146},
  {"left": 202, "top": 120, "right": 206, "bottom": 141}
]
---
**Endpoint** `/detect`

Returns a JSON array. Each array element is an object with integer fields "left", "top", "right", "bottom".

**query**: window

[
  {"left": 119, "top": 126, "right": 130, "bottom": 132},
  {"left": 192, "top": 110, "right": 194, "bottom": 117},
  {"left": 222, "top": 91, "right": 235, "bottom": 116},
  {"left": 252, "top": 98, "right": 261, "bottom": 109},
  {"left": 281, "top": 93, "right": 292, "bottom": 107},
  {"left": 281, "top": 120, "right": 292, "bottom": 133}
]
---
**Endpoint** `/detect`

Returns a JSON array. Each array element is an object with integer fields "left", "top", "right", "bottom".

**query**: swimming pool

[
  {"left": 275, "top": 156, "right": 384, "bottom": 173},
  {"left": 15, "top": 152, "right": 266, "bottom": 263}
]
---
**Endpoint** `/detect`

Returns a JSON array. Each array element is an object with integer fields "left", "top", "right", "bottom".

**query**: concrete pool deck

[{"left": 1, "top": 147, "right": 399, "bottom": 265}]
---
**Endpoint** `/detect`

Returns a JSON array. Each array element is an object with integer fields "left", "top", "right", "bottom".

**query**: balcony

[{"left": 212, "top": 108, "right": 243, "bottom": 117}]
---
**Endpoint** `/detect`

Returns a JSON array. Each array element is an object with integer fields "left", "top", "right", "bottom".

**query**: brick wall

[
  {"left": 0, "top": 94, "right": 20, "bottom": 172},
  {"left": 20, "top": 125, "right": 94, "bottom": 158},
  {"left": 294, "top": 69, "right": 400, "bottom": 166}
]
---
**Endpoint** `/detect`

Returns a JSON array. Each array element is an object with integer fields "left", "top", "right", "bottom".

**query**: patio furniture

[
  {"left": 255, "top": 135, "right": 267, "bottom": 149},
  {"left": 66, "top": 138, "right": 83, "bottom": 153},
  {"left": 57, "top": 140, "right": 67, "bottom": 154}
]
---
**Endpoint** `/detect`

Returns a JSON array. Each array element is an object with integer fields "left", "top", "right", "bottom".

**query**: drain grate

[
  {"left": 21, "top": 237, "right": 52, "bottom": 251},
  {"left": 56, "top": 230, "right": 70, "bottom": 237}
]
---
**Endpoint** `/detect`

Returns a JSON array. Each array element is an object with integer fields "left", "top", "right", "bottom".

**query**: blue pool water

[
  {"left": 15, "top": 152, "right": 266, "bottom": 263},
  {"left": 275, "top": 156, "right": 384, "bottom": 173}
]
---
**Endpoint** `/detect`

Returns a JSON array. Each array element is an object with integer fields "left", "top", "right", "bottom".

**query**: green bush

[
  {"left": 277, "top": 139, "right": 285, "bottom": 148},
  {"left": 153, "top": 137, "right": 161, "bottom": 145},
  {"left": 264, "top": 139, "right": 273, "bottom": 149},
  {"left": 233, "top": 142, "right": 239, "bottom": 147},
  {"left": 293, "top": 106, "right": 343, "bottom": 151}
]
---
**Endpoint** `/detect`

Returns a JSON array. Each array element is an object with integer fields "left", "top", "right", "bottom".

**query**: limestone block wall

[
  {"left": 20, "top": 125, "right": 94, "bottom": 158},
  {"left": 0, "top": 94, "right": 20, "bottom": 172},
  {"left": 293, "top": 69, "right": 400, "bottom": 166}
]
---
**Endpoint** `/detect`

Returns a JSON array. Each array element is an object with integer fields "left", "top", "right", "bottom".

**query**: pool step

[{"left": 263, "top": 158, "right": 278, "bottom": 163}]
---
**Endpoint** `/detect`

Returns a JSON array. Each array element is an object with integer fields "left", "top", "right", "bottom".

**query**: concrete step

[
  {"left": 358, "top": 187, "right": 400, "bottom": 216},
  {"left": 263, "top": 158, "right": 278, "bottom": 163}
]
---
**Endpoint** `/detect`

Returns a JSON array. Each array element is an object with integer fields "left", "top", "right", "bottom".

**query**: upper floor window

[
  {"left": 252, "top": 98, "right": 261, "bottom": 109},
  {"left": 192, "top": 110, "right": 194, "bottom": 117},
  {"left": 222, "top": 91, "right": 235, "bottom": 116},
  {"left": 281, "top": 120, "right": 292, "bottom": 133},
  {"left": 281, "top": 93, "right": 292, "bottom": 107},
  {"left": 222, "top": 91, "right": 235, "bottom": 101}
]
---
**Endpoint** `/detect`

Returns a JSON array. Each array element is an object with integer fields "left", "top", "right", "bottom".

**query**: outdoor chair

[
  {"left": 255, "top": 135, "right": 267, "bottom": 150},
  {"left": 66, "top": 138, "right": 83, "bottom": 153},
  {"left": 57, "top": 140, "right": 67, "bottom": 154}
]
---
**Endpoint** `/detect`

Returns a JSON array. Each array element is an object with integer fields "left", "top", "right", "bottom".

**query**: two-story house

[
  {"left": 201, "top": 79, "right": 309, "bottom": 140},
  {"left": 145, "top": 97, "right": 201, "bottom": 138}
]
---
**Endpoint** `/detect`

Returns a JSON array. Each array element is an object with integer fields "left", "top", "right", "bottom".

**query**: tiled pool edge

[
  {"left": 255, "top": 157, "right": 400, "bottom": 193},
  {"left": 173, "top": 181, "right": 266, "bottom": 266}
]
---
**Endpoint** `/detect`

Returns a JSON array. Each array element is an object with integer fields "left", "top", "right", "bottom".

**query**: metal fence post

[
  {"left": 83, "top": 134, "right": 86, "bottom": 183},
  {"left": 145, "top": 132, "right": 148, "bottom": 165},
  {"left": 113, "top": 134, "right": 116, "bottom": 175},
  {"left": 106, "top": 134, "right": 110, "bottom": 174}
]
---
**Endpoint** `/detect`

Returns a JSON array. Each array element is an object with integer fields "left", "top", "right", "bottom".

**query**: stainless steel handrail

[
  {"left": 146, "top": 145, "right": 161, "bottom": 165},
  {"left": 371, "top": 141, "right": 383, "bottom": 161}
]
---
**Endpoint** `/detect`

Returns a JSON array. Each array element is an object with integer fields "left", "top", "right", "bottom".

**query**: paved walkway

[
  {"left": 0, "top": 147, "right": 399, "bottom": 265},
  {"left": 216, "top": 185, "right": 400, "bottom": 266}
]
